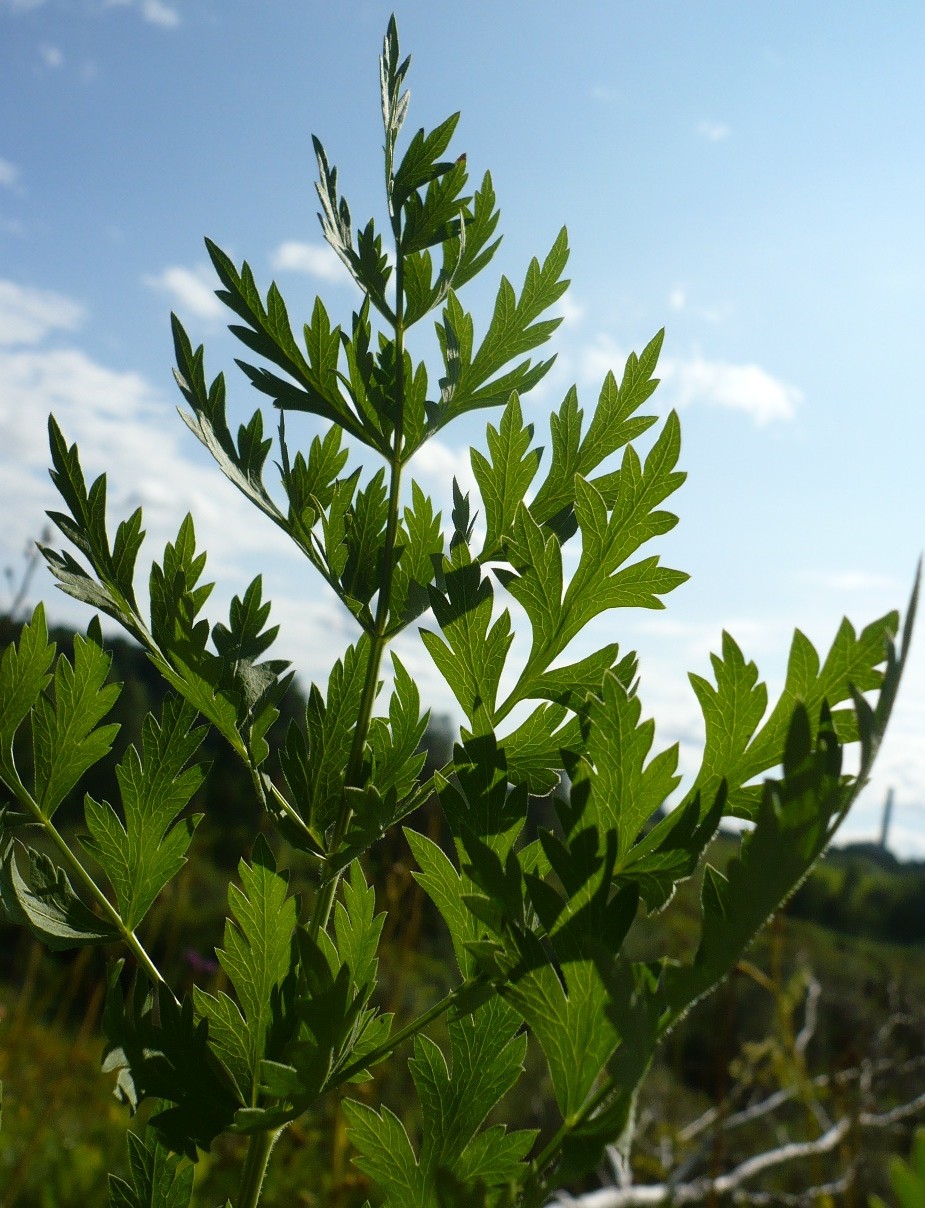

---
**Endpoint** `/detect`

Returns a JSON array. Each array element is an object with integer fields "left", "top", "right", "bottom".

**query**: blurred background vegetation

[{"left": 2, "top": 610, "right": 924, "bottom": 1206}]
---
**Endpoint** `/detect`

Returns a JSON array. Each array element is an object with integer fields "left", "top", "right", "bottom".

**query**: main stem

[
  {"left": 236, "top": 1127, "right": 282, "bottom": 1208},
  {"left": 308, "top": 242, "right": 407, "bottom": 941}
]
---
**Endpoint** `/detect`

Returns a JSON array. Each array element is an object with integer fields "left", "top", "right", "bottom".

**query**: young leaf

[
  {"left": 108, "top": 1126, "right": 194, "bottom": 1208},
  {"left": 421, "top": 560, "right": 512, "bottom": 729},
  {"left": 193, "top": 835, "right": 298, "bottom": 1106},
  {"left": 0, "top": 603, "right": 56, "bottom": 770},
  {"left": 31, "top": 630, "right": 121, "bottom": 819},
  {"left": 80, "top": 695, "right": 207, "bottom": 931},
  {"left": 470, "top": 392, "right": 542, "bottom": 557}
]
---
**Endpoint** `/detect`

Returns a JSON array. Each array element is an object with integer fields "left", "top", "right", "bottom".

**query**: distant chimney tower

[{"left": 879, "top": 786, "right": 895, "bottom": 850}]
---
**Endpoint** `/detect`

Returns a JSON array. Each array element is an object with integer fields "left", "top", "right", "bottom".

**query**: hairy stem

[{"left": 236, "top": 1127, "right": 282, "bottom": 1208}]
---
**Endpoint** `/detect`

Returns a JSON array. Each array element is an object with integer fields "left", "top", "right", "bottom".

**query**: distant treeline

[{"left": 788, "top": 844, "right": 925, "bottom": 946}]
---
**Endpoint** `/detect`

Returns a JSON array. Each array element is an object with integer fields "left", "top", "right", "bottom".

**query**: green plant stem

[
  {"left": 336, "top": 971, "right": 490, "bottom": 1084},
  {"left": 236, "top": 1127, "right": 282, "bottom": 1208},
  {"left": 6, "top": 773, "right": 173, "bottom": 999},
  {"left": 529, "top": 1074, "right": 616, "bottom": 1186},
  {"left": 308, "top": 245, "right": 408, "bottom": 942}
]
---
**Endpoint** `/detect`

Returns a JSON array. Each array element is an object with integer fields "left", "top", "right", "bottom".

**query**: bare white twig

[{"left": 549, "top": 1089, "right": 925, "bottom": 1208}]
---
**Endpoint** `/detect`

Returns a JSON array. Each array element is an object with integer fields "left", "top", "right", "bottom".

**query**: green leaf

[
  {"left": 433, "top": 230, "right": 569, "bottom": 430},
  {"left": 440, "top": 733, "right": 527, "bottom": 861},
  {"left": 528, "top": 334, "right": 663, "bottom": 536},
  {"left": 327, "top": 859, "right": 387, "bottom": 998},
  {"left": 280, "top": 638, "right": 370, "bottom": 841},
  {"left": 392, "top": 112, "right": 460, "bottom": 210},
  {"left": 687, "top": 609, "right": 899, "bottom": 821},
  {"left": 406, "top": 828, "right": 482, "bottom": 979},
  {"left": 367, "top": 655, "right": 428, "bottom": 803},
  {"left": 31, "top": 630, "right": 121, "bottom": 818},
  {"left": 388, "top": 480, "right": 444, "bottom": 630},
  {"left": 526, "top": 644, "right": 636, "bottom": 712},
  {"left": 108, "top": 1126, "right": 194, "bottom": 1208},
  {"left": 80, "top": 695, "right": 207, "bottom": 930},
  {"left": 581, "top": 672, "right": 682, "bottom": 861},
  {"left": 44, "top": 416, "right": 145, "bottom": 630},
  {"left": 194, "top": 835, "right": 298, "bottom": 1106},
  {"left": 344, "top": 999, "right": 535, "bottom": 1207},
  {"left": 501, "top": 945, "right": 618, "bottom": 1120},
  {"left": 421, "top": 560, "right": 512, "bottom": 729},
  {"left": 500, "top": 704, "right": 581, "bottom": 796},
  {"left": 471, "top": 393, "right": 542, "bottom": 556},
  {"left": 341, "top": 468, "right": 390, "bottom": 607},
  {"left": 173, "top": 315, "right": 285, "bottom": 531},
  {"left": 102, "top": 966, "right": 239, "bottom": 1158},
  {"left": 0, "top": 840, "right": 119, "bottom": 950},
  {"left": 0, "top": 603, "right": 55, "bottom": 765},
  {"left": 555, "top": 413, "right": 688, "bottom": 647},
  {"left": 664, "top": 702, "right": 849, "bottom": 1015}
]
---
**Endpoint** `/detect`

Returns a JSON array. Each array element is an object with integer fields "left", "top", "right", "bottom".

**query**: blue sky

[{"left": 1, "top": 1, "right": 923, "bottom": 852}]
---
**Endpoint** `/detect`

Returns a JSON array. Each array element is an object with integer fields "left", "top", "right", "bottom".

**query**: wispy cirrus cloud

[
  {"left": 696, "top": 120, "right": 731, "bottom": 142},
  {"left": 139, "top": 0, "right": 178, "bottom": 27},
  {"left": 102, "top": 0, "right": 179, "bottom": 26},
  {"left": 4, "top": 0, "right": 179, "bottom": 19},
  {"left": 799, "top": 569, "right": 902, "bottom": 594},
  {"left": 0, "top": 157, "right": 22, "bottom": 191},
  {"left": 38, "top": 42, "right": 63, "bottom": 67},
  {"left": 143, "top": 264, "right": 224, "bottom": 321}
]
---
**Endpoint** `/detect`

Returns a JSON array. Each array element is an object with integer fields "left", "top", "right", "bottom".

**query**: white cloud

[
  {"left": 140, "top": 0, "right": 179, "bottom": 27},
  {"left": 0, "top": 338, "right": 301, "bottom": 601},
  {"left": 38, "top": 42, "right": 64, "bottom": 68},
  {"left": 143, "top": 264, "right": 224, "bottom": 321},
  {"left": 574, "top": 334, "right": 800, "bottom": 425},
  {"left": 0, "top": 157, "right": 21, "bottom": 190},
  {"left": 0, "top": 279, "right": 85, "bottom": 346},
  {"left": 101, "top": 0, "right": 179, "bottom": 26},
  {"left": 662, "top": 352, "right": 802, "bottom": 424},
  {"left": 0, "top": 275, "right": 347, "bottom": 691},
  {"left": 669, "top": 287, "right": 686, "bottom": 311},
  {"left": 696, "top": 120, "right": 731, "bottom": 142},
  {"left": 270, "top": 240, "right": 350, "bottom": 284}
]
